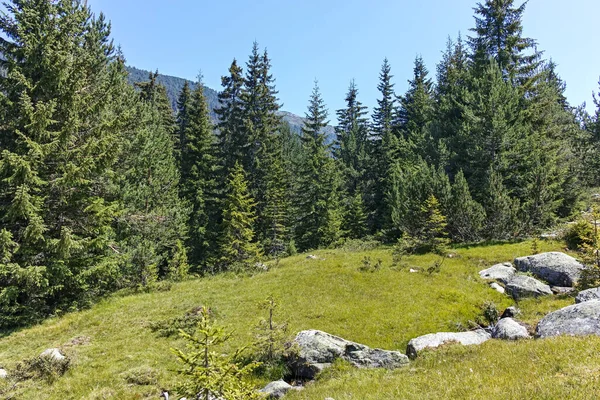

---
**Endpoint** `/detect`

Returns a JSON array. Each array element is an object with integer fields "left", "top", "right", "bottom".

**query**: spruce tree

[
  {"left": 240, "top": 44, "right": 285, "bottom": 250},
  {"left": 369, "top": 59, "right": 396, "bottom": 231},
  {"left": 218, "top": 162, "right": 261, "bottom": 272},
  {"left": 335, "top": 80, "right": 370, "bottom": 195},
  {"left": 447, "top": 170, "right": 485, "bottom": 242},
  {"left": 295, "top": 82, "right": 343, "bottom": 250},
  {"left": 481, "top": 167, "right": 519, "bottom": 239},
  {"left": 469, "top": 0, "right": 541, "bottom": 86},
  {"left": 119, "top": 77, "right": 190, "bottom": 286},
  {"left": 175, "top": 81, "right": 192, "bottom": 167},
  {"left": 394, "top": 56, "right": 435, "bottom": 163},
  {"left": 215, "top": 59, "right": 245, "bottom": 175},
  {"left": 0, "top": 0, "right": 134, "bottom": 326},
  {"left": 179, "top": 78, "right": 220, "bottom": 269}
]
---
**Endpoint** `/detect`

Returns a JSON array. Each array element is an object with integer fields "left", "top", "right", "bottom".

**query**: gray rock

[
  {"left": 0, "top": 368, "right": 7, "bottom": 379},
  {"left": 259, "top": 380, "right": 302, "bottom": 399},
  {"left": 501, "top": 306, "right": 519, "bottom": 319},
  {"left": 551, "top": 286, "right": 576, "bottom": 295},
  {"left": 492, "top": 318, "right": 530, "bottom": 340},
  {"left": 576, "top": 287, "right": 600, "bottom": 304},
  {"left": 40, "top": 348, "right": 66, "bottom": 362},
  {"left": 536, "top": 300, "right": 600, "bottom": 338},
  {"left": 514, "top": 252, "right": 584, "bottom": 287},
  {"left": 505, "top": 275, "right": 552, "bottom": 300},
  {"left": 490, "top": 282, "right": 505, "bottom": 294},
  {"left": 479, "top": 263, "right": 516, "bottom": 284},
  {"left": 406, "top": 329, "right": 491, "bottom": 359},
  {"left": 307, "top": 255, "right": 318, "bottom": 260},
  {"left": 291, "top": 330, "right": 409, "bottom": 379}
]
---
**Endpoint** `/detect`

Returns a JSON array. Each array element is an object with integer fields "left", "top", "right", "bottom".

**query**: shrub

[{"left": 564, "top": 219, "right": 596, "bottom": 251}]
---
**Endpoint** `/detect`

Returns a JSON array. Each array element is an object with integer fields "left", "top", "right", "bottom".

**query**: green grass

[{"left": 0, "top": 239, "right": 595, "bottom": 399}]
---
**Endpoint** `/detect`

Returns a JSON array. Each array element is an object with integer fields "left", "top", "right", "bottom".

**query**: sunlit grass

[{"left": 0, "top": 239, "right": 594, "bottom": 399}]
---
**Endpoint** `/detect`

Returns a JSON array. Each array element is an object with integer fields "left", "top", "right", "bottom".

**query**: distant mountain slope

[{"left": 125, "top": 66, "right": 334, "bottom": 141}]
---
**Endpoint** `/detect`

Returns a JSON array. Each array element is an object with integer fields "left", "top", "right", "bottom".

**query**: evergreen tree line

[{"left": 1, "top": 0, "right": 600, "bottom": 329}]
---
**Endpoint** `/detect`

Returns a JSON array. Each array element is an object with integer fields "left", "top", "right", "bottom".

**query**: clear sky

[{"left": 87, "top": 0, "right": 600, "bottom": 117}]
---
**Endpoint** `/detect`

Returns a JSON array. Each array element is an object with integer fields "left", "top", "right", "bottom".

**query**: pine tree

[
  {"left": 240, "top": 44, "right": 285, "bottom": 249},
  {"left": 453, "top": 60, "right": 526, "bottom": 197},
  {"left": 343, "top": 192, "right": 368, "bottom": 239},
  {"left": 482, "top": 167, "right": 519, "bottom": 239},
  {"left": 179, "top": 78, "right": 220, "bottom": 269},
  {"left": 469, "top": 0, "right": 542, "bottom": 86},
  {"left": 369, "top": 59, "right": 396, "bottom": 231},
  {"left": 175, "top": 81, "right": 192, "bottom": 167},
  {"left": 119, "top": 78, "right": 190, "bottom": 286},
  {"left": 0, "top": 0, "right": 134, "bottom": 326},
  {"left": 215, "top": 59, "right": 245, "bottom": 175},
  {"left": 218, "top": 162, "right": 261, "bottom": 272},
  {"left": 135, "top": 71, "right": 177, "bottom": 141},
  {"left": 173, "top": 306, "right": 261, "bottom": 400},
  {"left": 394, "top": 56, "right": 435, "bottom": 163},
  {"left": 335, "top": 80, "right": 370, "bottom": 195},
  {"left": 447, "top": 170, "right": 485, "bottom": 242},
  {"left": 295, "top": 82, "right": 343, "bottom": 250}
]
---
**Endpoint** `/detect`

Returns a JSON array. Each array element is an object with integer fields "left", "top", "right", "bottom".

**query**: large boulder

[
  {"left": 479, "top": 263, "right": 516, "bottom": 284},
  {"left": 492, "top": 318, "right": 530, "bottom": 340},
  {"left": 576, "top": 287, "right": 600, "bottom": 304},
  {"left": 259, "top": 380, "right": 302, "bottom": 399},
  {"left": 406, "top": 329, "right": 491, "bottom": 359},
  {"left": 514, "top": 252, "right": 584, "bottom": 287},
  {"left": 290, "top": 330, "right": 409, "bottom": 379},
  {"left": 505, "top": 275, "right": 552, "bottom": 300},
  {"left": 536, "top": 300, "right": 600, "bottom": 338}
]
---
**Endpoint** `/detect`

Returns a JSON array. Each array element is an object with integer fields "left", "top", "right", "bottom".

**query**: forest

[{"left": 0, "top": 0, "right": 599, "bottom": 332}]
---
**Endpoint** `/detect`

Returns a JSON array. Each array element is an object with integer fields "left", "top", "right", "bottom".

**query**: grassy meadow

[{"left": 0, "top": 239, "right": 597, "bottom": 399}]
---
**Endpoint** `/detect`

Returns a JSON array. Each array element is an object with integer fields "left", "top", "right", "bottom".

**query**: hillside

[
  {"left": 126, "top": 66, "right": 335, "bottom": 140},
  {"left": 1, "top": 240, "right": 599, "bottom": 399}
]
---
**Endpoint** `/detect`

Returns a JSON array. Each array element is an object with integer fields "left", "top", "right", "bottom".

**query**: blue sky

[{"left": 87, "top": 0, "right": 599, "bottom": 117}]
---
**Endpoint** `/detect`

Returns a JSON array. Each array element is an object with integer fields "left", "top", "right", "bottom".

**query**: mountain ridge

[{"left": 125, "top": 66, "right": 335, "bottom": 140}]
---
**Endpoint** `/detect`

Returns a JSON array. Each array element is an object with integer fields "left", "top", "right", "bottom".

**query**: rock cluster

[{"left": 290, "top": 330, "right": 409, "bottom": 379}]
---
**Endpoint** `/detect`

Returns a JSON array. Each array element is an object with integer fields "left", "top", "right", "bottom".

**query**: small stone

[
  {"left": 406, "top": 330, "right": 491, "bottom": 359},
  {"left": 40, "top": 348, "right": 66, "bottom": 362},
  {"left": 0, "top": 368, "right": 7, "bottom": 379},
  {"left": 551, "top": 286, "right": 576, "bottom": 295},
  {"left": 409, "top": 268, "right": 418, "bottom": 273},
  {"left": 501, "top": 306, "right": 519, "bottom": 319},
  {"left": 259, "top": 380, "right": 302, "bottom": 399},
  {"left": 307, "top": 255, "right": 318, "bottom": 260},
  {"left": 490, "top": 282, "right": 505, "bottom": 294},
  {"left": 479, "top": 263, "right": 516, "bottom": 284},
  {"left": 492, "top": 318, "right": 530, "bottom": 340}
]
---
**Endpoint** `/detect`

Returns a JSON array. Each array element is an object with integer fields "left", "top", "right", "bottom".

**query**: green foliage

[
  {"left": 12, "top": 354, "right": 70, "bottom": 384},
  {"left": 358, "top": 256, "right": 383, "bottom": 273},
  {"left": 447, "top": 170, "right": 485, "bottom": 242},
  {"left": 479, "top": 301, "right": 500, "bottom": 327},
  {"left": 253, "top": 295, "right": 289, "bottom": 366},
  {"left": 295, "top": 82, "right": 344, "bottom": 251},
  {"left": 178, "top": 78, "right": 220, "bottom": 269},
  {"left": 218, "top": 162, "right": 262, "bottom": 272},
  {"left": 149, "top": 306, "right": 209, "bottom": 338},
  {"left": 564, "top": 219, "right": 596, "bottom": 251},
  {"left": 172, "top": 306, "right": 261, "bottom": 400}
]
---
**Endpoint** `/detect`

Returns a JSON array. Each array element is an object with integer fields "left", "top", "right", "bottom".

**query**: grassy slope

[{"left": 0, "top": 240, "right": 596, "bottom": 399}]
